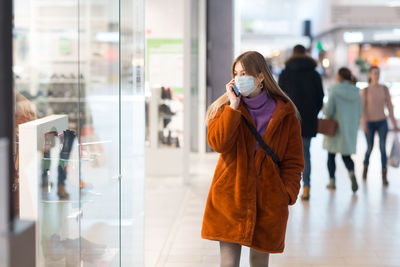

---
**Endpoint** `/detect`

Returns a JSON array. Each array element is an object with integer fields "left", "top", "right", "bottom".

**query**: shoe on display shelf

[
  {"left": 57, "top": 184, "right": 70, "bottom": 200},
  {"left": 158, "top": 103, "right": 175, "bottom": 117}
]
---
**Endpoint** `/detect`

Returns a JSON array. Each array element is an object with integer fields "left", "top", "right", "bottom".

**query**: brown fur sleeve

[
  {"left": 207, "top": 105, "right": 242, "bottom": 153},
  {"left": 280, "top": 114, "right": 304, "bottom": 205}
]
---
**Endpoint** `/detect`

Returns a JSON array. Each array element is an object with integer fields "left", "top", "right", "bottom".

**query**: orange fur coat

[{"left": 201, "top": 98, "right": 304, "bottom": 253}]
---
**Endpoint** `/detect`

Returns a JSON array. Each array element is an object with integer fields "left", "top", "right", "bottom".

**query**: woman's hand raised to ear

[{"left": 226, "top": 79, "right": 241, "bottom": 110}]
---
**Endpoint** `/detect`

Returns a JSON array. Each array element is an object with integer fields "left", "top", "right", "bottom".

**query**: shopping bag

[
  {"left": 389, "top": 134, "right": 400, "bottom": 168},
  {"left": 317, "top": 118, "right": 338, "bottom": 137}
]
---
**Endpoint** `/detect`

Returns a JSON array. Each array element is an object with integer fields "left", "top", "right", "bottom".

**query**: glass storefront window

[{"left": 13, "top": 0, "right": 145, "bottom": 266}]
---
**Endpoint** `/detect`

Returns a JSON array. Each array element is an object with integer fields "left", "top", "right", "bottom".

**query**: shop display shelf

[
  {"left": 39, "top": 81, "right": 84, "bottom": 85},
  {"left": 37, "top": 60, "right": 88, "bottom": 63},
  {"left": 47, "top": 97, "right": 80, "bottom": 103}
]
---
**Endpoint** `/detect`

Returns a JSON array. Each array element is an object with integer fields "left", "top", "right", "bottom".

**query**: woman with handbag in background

[
  {"left": 201, "top": 51, "right": 304, "bottom": 267},
  {"left": 361, "top": 66, "right": 399, "bottom": 185},
  {"left": 323, "top": 67, "right": 362, "bottom": 192}
]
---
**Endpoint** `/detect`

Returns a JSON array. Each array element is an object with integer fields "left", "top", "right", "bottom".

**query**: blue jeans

[
  {"left": 363, "top": 119, "right": 388, "bottom": 168},
  {"left": 302, "top": 137, "right": 311, "bottom": 187}
]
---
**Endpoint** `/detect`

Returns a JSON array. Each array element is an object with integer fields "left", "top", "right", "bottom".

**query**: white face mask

[{"left": 235, "top": 76, "right": 257, "bottom": 97}]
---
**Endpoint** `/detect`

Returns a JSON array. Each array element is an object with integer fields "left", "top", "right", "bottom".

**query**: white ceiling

[{"left": 239, "top": 0, "right": 400, "bottom": 36}]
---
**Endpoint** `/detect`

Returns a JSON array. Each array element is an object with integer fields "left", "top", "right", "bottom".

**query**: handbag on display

[{"left": 317, "top": 118, "right": 338, "bottom": 137}]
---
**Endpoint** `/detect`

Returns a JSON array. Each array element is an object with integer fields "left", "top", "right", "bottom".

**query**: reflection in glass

[
  {"left": 14, "top": 0, "right": 81, "bottom": 264},
  {"left": 13, "top": 0, "right": 145, "bottom": 265}
]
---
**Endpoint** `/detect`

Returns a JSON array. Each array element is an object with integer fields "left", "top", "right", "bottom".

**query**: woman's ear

[{"left": 257, "top": 73, "right": 264, "bottom": 83}]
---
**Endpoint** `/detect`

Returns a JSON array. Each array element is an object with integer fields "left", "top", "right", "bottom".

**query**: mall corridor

[
  {"left": 4, "top": 0, "right": 400, "bottom": 266},
  {"left": 146, "top": 133, "right": 400, "bottom": 267}
]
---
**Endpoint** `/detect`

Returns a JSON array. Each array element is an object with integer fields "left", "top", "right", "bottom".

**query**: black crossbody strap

[{"left": 242, "top": 115, "right": 281, "bottom": 167}]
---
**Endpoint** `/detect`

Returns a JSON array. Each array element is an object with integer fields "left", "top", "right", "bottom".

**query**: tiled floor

[{"left": 145, "top": 132, "right": 400, "bottom": 267}]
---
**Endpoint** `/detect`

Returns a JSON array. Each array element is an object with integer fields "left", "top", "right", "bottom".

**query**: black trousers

[{"left": 327, "top": 153, "right": 354, "bottom": 178}]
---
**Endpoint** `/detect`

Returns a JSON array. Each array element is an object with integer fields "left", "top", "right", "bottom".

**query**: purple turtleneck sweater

[{"left": 242, "top": 90, "right": 276, "bottom": 151}]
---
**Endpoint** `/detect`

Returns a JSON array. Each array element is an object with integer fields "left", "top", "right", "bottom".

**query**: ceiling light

[
  {"left": 322, "top": 58, "right": 330, "bottom": 68},
  {"left": 343, "top": 32, "right": 364, "bottom": 43}
]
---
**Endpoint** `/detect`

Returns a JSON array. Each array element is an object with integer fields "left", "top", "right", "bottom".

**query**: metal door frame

[{"left": 0, "top": 0, "right": 14, "bottom": 229}]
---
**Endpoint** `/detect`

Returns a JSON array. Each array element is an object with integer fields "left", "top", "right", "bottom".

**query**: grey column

[
  {"left": 206, "top": 0, "right": 235, "bottom": 151},
  {"left": 0, "top": 0, "right": 14, "bottom": 226}
]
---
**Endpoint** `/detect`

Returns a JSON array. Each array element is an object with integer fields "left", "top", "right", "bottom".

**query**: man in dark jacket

[{"left": 278, "top": 44, "right": 324, "bottom": 201}]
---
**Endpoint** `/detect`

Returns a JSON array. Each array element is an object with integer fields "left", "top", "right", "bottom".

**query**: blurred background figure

[
  {"left": 278, "top": 44, "right": 324, "bottom": 201},
  {"left": 14, "top": 92, "right": 37, "bottom": 218},
  {"left": 361, "top": 66, "right": 399, "bottom": 186},
  {"left": 323, "top": 67, "right": 361, "bottom": 193}
]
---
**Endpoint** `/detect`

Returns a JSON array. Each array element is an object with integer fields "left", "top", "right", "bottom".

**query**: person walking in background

[
  {"left": 202, "top": 51, "right": 304, "bottom": 267},
  {"left": 14, "top": 93, "right": 37, "bottom": 217},
  {"left": 361, "top": 66, "right": 399, "bottom": 185},
  {"left": 278, "top": 44, "right": 324, "bottom": 200},
  {"left": 323, "top": 68, "right": 362, "bottom": 193}
]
